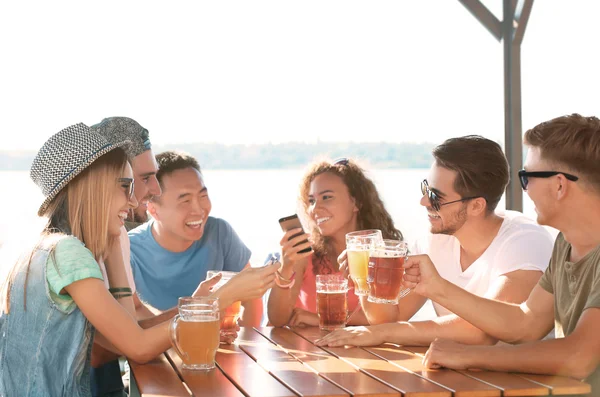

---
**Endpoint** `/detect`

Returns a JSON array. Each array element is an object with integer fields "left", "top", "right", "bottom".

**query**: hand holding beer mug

[
  {"left": 345, "top": 229, "right": 383, "bottom": 295},
  {"left": 170, "top": 297, "right": 220, "bottom": 371},
  {"left": 367, "top": 239, "right": 411, "bottom": 304},
  {"left": 316, "top": 274, "right": 349, "bottom": 331},
  {"left": 206, "top": 270, "right": 241, "bottom": 336}
]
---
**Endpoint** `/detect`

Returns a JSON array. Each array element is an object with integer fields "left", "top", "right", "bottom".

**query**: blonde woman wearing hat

[{"left": 0, "top": 123, "right": 278, "bottom": 396}]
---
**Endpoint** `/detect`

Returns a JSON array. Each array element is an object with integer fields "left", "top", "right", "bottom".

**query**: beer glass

[
  {"left": 206, "top": 270, "right": 241, "bottom": 336},
  {"left": 345, "top": 229, "right": 383, "bottom": 295},
  {"left": 315, "top": 274, "right": 349, "bottom": 331},
  {"left": 170, "top": 297, "right": 220, "bottom": 370},
  {"left": 367, "top": 239, "right": 410, "bottom": 304}
]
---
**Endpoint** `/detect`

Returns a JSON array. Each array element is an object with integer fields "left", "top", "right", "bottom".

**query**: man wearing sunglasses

[
  {"left": 317, "top": 135, "right": 553, "bottom": 349},
  {"left": 410, "top": 114, "right": 600, "bottom": 392}
]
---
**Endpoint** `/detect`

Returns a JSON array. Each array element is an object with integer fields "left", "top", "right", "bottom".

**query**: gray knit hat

[
  {"left": 30, "top": 123, "right": 130, "bottom": 216},
  {"left": 91, "top": 117, "right": 151, "bottom": 158}
]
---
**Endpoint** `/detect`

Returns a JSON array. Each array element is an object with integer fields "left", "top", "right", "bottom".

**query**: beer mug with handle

[
  {"left": 170, "top": 297, "right": 220, "bottom": 370},
  {"left": 367, "top": 239, "right": 411, "bottom": 304}
]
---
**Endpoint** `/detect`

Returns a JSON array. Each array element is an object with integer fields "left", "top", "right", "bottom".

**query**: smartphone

[{"left": 278, "top": 214, "right": 313, "bottom": 254}]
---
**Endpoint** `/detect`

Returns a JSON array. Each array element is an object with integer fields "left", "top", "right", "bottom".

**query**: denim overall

[{"left": 0, "top": 244, "right": 95, "bottom": 396}]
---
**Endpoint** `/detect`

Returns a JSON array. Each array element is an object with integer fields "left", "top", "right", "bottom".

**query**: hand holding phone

[{"left": 278, "top": 214, "right": 313, "bottom": 254}]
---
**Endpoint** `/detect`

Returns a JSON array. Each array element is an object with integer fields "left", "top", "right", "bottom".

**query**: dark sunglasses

[
  {"left": 421, "top": 179, "right": 483, "bottom": 212},
  {"left": 518, "top": 170, "right": 579, "bottom": 191},
  {"left": 118, "top": 178, "right": 135, "bottom": 201}
]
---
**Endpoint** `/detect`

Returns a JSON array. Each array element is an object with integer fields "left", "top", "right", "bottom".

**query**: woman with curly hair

[{"left": 267, "top": 158, "right": 403, "bottom": 327}]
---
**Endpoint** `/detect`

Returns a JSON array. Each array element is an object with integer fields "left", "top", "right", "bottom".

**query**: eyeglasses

[
  {"left": 333, "top": 157, "right": 349, "bottom": 166},
  {"left": 421, "top": 179, "right": 483, "bottom": 212},
  {"left": 118, "top": 178, "right": 135, "bottom": 201},
  {"left": 517, "top": 170, "right": 579, "bottom": 191}
]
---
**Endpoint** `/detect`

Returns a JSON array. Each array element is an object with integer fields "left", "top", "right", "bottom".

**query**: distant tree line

[{"left": 0, "top": 141, "right": 437, "bottom": 171}]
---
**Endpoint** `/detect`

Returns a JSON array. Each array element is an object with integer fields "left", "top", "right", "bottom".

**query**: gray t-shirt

[{"left": 539, "top": 233, "right": 600, "bottom": 393}]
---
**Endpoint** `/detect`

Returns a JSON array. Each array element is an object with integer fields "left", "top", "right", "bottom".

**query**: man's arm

[
  {"left": 388, "top": 269, "right": 544, "bottom": 346},
  {"left": 402, "top": 255, "right": 555, "bottom": 343},
  {"left": 424, "top": 307, "right": 600, "bottom": 380},
  {"left": 360, "top": 291, "right": 428, "bottom": 324}
]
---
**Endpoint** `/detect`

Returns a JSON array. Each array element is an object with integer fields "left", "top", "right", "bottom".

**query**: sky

[{"left": 0, "top": 1, "right": 598, "bottom": 150}]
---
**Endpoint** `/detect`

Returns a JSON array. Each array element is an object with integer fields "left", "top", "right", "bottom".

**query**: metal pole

[
  {"left": 459, "top": 0, "right": 533, "bottom": 212},
  {"left": 503, "top": 0, "right": 523, "bottom": 212}
]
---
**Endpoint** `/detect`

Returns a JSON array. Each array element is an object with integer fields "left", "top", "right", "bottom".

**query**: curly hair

[{"left": 298, "top": 158, "right": 402, "bottom": 274}]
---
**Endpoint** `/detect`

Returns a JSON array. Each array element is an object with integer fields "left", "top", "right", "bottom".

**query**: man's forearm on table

[{"left": 463, "top": 338, "right": 596, "bottom": 380}]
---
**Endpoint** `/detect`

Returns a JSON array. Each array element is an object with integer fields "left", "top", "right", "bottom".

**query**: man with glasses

[
  {"left": 317, "top": 135, "right": 553, "bottom": 348},
  {"left": 406, "top": 114, "right": 600, "bottom": 393}
]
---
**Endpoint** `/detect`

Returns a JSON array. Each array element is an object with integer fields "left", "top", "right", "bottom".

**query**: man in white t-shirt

[{"left": 316, "top": 135, "right": 554, "bottom": 347}]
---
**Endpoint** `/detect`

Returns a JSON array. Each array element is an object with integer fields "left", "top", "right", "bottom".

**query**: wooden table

[{"left": 130, "top": 327, "right": 591, "bottom": 397}]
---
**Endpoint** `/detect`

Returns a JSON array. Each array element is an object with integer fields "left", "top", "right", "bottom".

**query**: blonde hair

[
  {"left": 298, "top": 158, "right": 402, "bottom": 273},
  {"left": 1, "top": 148, "right": 128, "bottom": 313}
]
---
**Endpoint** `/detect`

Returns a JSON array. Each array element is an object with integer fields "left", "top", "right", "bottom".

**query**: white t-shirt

[{"left": 413, "top": 210, "right": 554, "bottom": 317}]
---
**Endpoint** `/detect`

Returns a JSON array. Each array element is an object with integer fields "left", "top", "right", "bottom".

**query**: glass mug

[
  {"left": 367, "top": 239, "right": 410, "bottom": 304},
  {"left": 206, "top": 270, "right": 241, "bottom": 335},
  {"left": 315, "top": 274, "right": 349, "bottom": 331},
  {"left": 170, "top": 297, "right": 220, "bottom": 370},
  {"left": 345, "top": 229, "right": 383, "bottom": 295}
]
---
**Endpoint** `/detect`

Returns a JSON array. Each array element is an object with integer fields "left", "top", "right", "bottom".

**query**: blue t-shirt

[{"left": 129, "top": 216, "right": 251, "bottom": 310}]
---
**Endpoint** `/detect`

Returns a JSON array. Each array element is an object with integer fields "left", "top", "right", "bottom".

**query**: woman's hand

[
  {"left": 337, "top": 250, "right": 349, "bottom": 279},
  {"left": 287, "top": 308, "right": 320, "bottom": 328},
  {"left": 280, "top": 228, "right": 312, "bottom": 275}
]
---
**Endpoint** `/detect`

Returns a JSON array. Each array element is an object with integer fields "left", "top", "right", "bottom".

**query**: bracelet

[
  {"left": 276, "top": 269, "right": 295, "bottom": 283},
  {"left": 275, "top": 270, "right": 296, "bottom": 289},
  {"left": 113, "top": 293, "right": 133, "bottom": 299},
  {"left": 108, "top": 287, "right": 132, "bottom": 294}
]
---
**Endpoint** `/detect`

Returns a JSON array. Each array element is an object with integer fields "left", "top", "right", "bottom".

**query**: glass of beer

[
  {"left": 206, "top": 270, "right": 241, "bottom": 336},
  {"left": 316, "top": 274, "right": 349, "bottom": 331},
  {"left": 345, "top": 229, "right": 383, "bottom": 295},
  {"left": 170, "top": 297, "right": 220, "bottom": 370},
  {"left": 367, "top": 239, "right": 410, "bottom": 304}
]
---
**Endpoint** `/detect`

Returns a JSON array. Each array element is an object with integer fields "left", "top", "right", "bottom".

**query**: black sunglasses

[
  {"left": 421, "top": 179, "right": 483, "bottom": 212},
  {"left": 518, "top": 170, "right": 579, "bottom": 191},
  {"left": 118, "top": 178, "right": 135, "bottom": 201}
]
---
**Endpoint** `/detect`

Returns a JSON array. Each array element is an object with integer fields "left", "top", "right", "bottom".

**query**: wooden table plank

[
  {"left": 293, "top": 327, "right": 451, "bottom": 397},
  {"left": 515, "top": 374, "right": 592, "bottom": 396},
  {"left": 257, "top": 327, "right": 401, "bottom": 397},
  {"left": 129, "top": 354, "right": 190, "bottom": 397},
  {"left": 165, "top": 349, "right": 244, "bottom": 397},
  {"left": 238, "top": 328, "right": 349, "bottom": 397},
  {"left": 403, "top": 346, "right": 551, "bottom": 396},
  {"left": 217, "top": 341, "right": 297, "bottom": 397},
  {"left": 365, "top": 344, "right": 501, "bottom": 397}
]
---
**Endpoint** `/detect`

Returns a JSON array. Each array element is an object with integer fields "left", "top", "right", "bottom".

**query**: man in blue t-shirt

[{"left": 129, "top": 150, "right": 263, "bottom": 324}]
